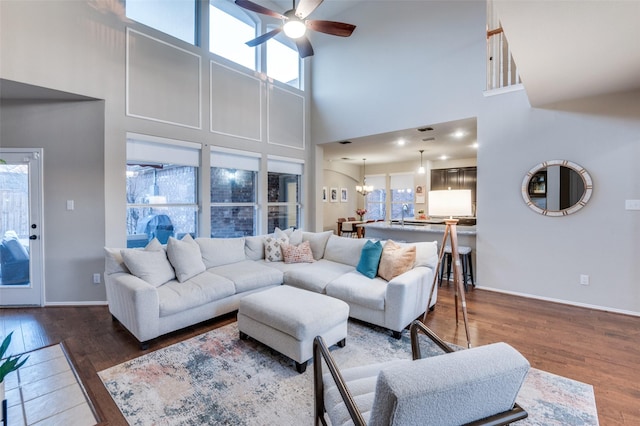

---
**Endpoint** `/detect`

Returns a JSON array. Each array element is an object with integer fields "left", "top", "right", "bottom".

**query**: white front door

[{"left": 0, "top": 149, "right": 44, "bottom": 306}]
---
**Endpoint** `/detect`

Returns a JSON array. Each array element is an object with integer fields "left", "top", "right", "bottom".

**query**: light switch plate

[{"left": 625, "top": 200, "right": 640, "bottom": 210}]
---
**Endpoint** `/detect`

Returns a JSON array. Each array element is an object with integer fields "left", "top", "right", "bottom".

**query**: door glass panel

[{"left": 0, "top": 162, "right": 30, "bottom": 287}]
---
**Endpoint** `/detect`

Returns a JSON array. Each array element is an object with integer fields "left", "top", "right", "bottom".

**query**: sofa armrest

[
  {"left": 105, "top": 272, "right": 160, "bottom": 343},
  {"left": 384, "top": 266, "right": 437, "bottom": 332}
]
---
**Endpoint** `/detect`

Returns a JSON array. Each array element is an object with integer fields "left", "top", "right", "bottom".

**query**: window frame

[
  {"left": 390, "top": 173, "right": 415, "bottom": 220},
  {"left": 210, "top": 148, "right": 261, "bottom": 237},
  {"left": 266, "top": 157, "right": 303, "bottom": 233},
  {"left": 208, "top": 0, "right": 258, "bottom": 71},
  {"left": 125, "top": 0, "right": 199, "bottom": 45},
  {"left": 265, "top": 28, "right": 301, "bottom": 89},
  {"left": 125, "top": 134, "right": 201, "bottom": 246}
]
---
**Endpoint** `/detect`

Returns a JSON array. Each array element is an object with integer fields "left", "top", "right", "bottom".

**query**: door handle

[{"left": 29, "top": 235, "right": 38, "bottom": 240}]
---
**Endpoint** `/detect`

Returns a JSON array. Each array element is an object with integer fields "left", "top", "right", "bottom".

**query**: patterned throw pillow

[
  {"left": 264, "top": 236, "right": 288, "bottom": 262},
  {"left": 281, "top": 241, "right": 316, "bottom": 264}
]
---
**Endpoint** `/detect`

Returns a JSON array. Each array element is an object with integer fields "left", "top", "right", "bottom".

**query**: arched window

[{"left": 209, "top": 0, "right": 257, "bottom": 71}]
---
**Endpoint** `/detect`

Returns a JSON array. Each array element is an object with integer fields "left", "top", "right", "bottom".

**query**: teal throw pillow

[{"left": 356, "top": 240, "right": 383, "bottom": 279}]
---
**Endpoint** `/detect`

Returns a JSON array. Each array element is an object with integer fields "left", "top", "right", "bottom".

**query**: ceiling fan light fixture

[{"left": 283, "top": 19, "right": 306, "bottom": 39}]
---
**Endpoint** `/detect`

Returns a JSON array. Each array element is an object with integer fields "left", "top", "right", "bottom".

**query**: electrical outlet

[
  {"left": 93, "top": 273, "right": 101, "bottom": 284},
  {"left": 580, "top": 274, "right": 589, "bottom": 286}
]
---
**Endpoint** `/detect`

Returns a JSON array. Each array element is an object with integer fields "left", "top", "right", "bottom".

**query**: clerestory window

[
  {"left": 209, "top": 0, "right": 257, "bottom": 71},
  {"left": 125, "top": 0, "right": 198, "bottom": 45}
]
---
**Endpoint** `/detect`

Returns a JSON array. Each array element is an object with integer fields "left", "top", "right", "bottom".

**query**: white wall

[
  {"left": 0, "top": 0, "right": 314, "bottom": 303},
  {"left": 310, "top": 1, "right": 640, "bottom": 314},
  {"left": 310, "top": 0, "right": 486, "bottom": 144},
  {"left": 1, "top": 98, "right": 106, "bottom": 303},
  {"left": 479, "top": 88, "right": 640, "bottom": 314}
]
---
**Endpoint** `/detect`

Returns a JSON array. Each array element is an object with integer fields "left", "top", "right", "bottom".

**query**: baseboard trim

[
  {"left": 476, "top": 286, "right": 640, "bottom": 318},
  {"left": 45, "top": 301, "right": 108, "bottom": 307}
]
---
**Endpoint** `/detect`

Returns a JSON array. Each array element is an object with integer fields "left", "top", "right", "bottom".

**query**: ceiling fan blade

[
  {"left": 245, "top": 27, "right": 282, "bottom": 47},
  {"left": 235, "top": 0, "right": 285, "bottom": 20},
  {"left": 295, "top": 36, "right": 314, "bottom": 58},
  {"left": 295, "top": 0, "right": 323, "bottom": 19},
  {"left": 306, "top": 20, "right": 356, "bottom": 37}
]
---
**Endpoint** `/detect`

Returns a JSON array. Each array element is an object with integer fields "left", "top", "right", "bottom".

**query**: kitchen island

[{"left": 360, "top": 220, "right": 477, "bottom": 283}]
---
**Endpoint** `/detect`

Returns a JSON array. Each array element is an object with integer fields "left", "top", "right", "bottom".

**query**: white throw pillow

[
  {"left": 167, "top": 234, "right": 206, "bottom": 282},
  {"left": 196, "top": 237, "right": 246, "bottom": 268},
  {"left": 302, "top": 231, "right": 333, "bottom": 260},
  {"left": 264, "top": 236, "right": 288, "bottom": 262},
  {"left": 407, "top": 241, "right": 439, "bottom": 268},
  {"left": 121, "top": 248, "right": 175, "bottom": 287},
  {"left": 105, "top": 238, "right": 164, "bottom": 275},
  {"left": 244, "top": 235, "right": 266, "bottom": 261}
]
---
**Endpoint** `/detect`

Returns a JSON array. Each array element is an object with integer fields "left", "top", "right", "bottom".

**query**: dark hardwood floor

[{"left": 1, "top": 285, "right": 639, "bottom": 425}]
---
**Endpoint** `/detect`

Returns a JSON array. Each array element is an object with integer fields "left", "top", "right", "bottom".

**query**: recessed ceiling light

[
  {"left": 439, "top": 155, "right": 448, "bottom": 160},
  {"left": 397, "top": 139, "right": 406, "bottom": 146},
  {"left": 472, "top": 142, "right": 479, "bottom": 149},
  {"left": 453, "top": 130, "right": 465, "bottom": 138}
]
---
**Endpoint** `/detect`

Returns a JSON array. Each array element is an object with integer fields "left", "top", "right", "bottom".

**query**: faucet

[{"left": 401, "top": 203, "right": 408, "bottom": 227}]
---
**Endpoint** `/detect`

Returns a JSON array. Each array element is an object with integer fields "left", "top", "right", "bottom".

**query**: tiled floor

[{"left": 3, "top": 344, "right": 96, "bottom": 426}]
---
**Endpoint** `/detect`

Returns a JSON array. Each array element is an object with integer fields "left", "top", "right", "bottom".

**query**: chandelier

[{"left": 356, "top": 158, "right": 374, "bottom": 196}]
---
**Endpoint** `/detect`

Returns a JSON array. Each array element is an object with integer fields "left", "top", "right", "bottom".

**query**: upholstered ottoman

[{"left": 238, "top": 285, "right": 349, "bottom": 373}]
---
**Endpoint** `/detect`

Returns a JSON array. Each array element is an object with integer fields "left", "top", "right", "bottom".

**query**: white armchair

[{"left": 313, "top": 320, "right": 530, "bottom": 426}]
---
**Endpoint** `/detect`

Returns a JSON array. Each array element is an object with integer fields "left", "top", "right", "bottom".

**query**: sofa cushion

[
  {"left": 400, "top": 240, "right": 438, "bottom": 268},
  {"left": 282, "top": 241, "right": 315, "bottom": 264},
  {"left": 323, "top": 235, "right": 368, "bottom": 267},
  {"left": 326, "top": 271, "right": 387, "bottom": 311},
  {"left": 209, "top": 260, "right": 283, "bottom": 293},
  {"left": 264, "top": 236, "right": 288, "bottom": 262},
  {"left": 378, "top": 240, "right": 416, "bottom": 281},
  {"left": 302, "top": 231, "right": 333, "bottom": 260},
  {"left": 121, "top": 248, "right": 175, "bottom": 287},
  {"left": 244, "top": 235, "right": 266, "bottom": 261},
  {"left": 167, "top": 234, "right": 206, "bottom": 282},
  {"left": 196, "top": 237, "right": 246, "bottom": 268},
  {"left": 356, "top": 240, "right": 384, "bottom": 279},
  {"left": 284, "top": 259, "right": 354, "bottom": 293},
  {"left": 105, "top": 238, "right": 163, "bottom": 275},
  {"left": 156, "top": 271, "right": 236, "bottom": 317}
]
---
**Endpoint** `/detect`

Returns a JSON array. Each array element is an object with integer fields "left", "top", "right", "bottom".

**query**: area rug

[{"left": 99, "top": 321, "right": 598, "bottom": 425}]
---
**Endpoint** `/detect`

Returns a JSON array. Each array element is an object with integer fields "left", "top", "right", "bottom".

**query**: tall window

[
  {"left": 126, "top": 0, "right": 197, "bottom": 45},
  {"left": 365, "top": 175, "right": 386, "bottom": 220},
  {"left": 390, "top": 173, "right": 414, "bottom": 220},
  {"left": 209, "top": 1, "right": 256, "bottom": 70},
  {"left": 126, "top": 136, "right": 200, "bottom": 248},
  {"left": 267, "top": 36, "right": 300, "bottom": 88},
  {"left": 210, "top": 149, "right": 260, "bottom": 237},
  {"left": 267, "top": 157, "right": 303, "bottom": 233}
]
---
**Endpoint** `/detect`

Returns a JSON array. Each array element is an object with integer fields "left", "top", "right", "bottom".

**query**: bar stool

[{"left": 439, "top": 245, "right": 474, "bottom": 290}]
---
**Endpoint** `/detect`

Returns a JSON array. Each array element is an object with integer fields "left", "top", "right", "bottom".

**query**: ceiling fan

[{"left": 235, "top": 0, "right": 356, "bottom": 58}]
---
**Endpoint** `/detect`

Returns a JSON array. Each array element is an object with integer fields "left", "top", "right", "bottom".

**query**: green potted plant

[{"left": 1, "top": 332, "right": 29, "bottom": 422}]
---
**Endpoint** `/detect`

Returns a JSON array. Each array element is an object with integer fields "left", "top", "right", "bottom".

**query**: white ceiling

[
  {"left": 494, "top": 0, "right": 640, "bottom": 107},
  {"left": 321, "top": 117, "right": 478, "bottom": 165}
]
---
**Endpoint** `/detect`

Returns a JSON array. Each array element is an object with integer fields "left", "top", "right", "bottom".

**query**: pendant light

[{"left": 418, "top": 150, "right": 425, "bottom": 174}]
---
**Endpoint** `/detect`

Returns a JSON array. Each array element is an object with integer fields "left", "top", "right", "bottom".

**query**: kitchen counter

[
  {"left": 361, "top": 221, "right": 477, "bottom": 239},
  {"left": 360, "top": 222, "right": 477, "bottom": 284}
]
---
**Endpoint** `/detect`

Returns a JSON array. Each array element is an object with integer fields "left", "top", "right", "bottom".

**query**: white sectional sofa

[{"left": 104, "top": 229, "right": 439, "bottom": 348}]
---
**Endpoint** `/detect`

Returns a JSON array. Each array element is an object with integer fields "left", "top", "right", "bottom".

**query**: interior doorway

[{"left": 0, "top": 148, "right": 44, "bottom": 306}]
